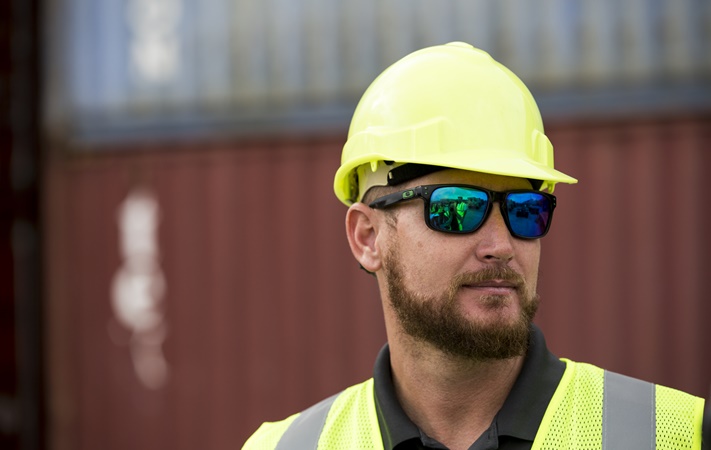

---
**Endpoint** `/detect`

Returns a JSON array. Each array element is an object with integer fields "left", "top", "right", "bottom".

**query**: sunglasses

[{"left": 368, "top": 184, "right": 556, "bottom": 239}]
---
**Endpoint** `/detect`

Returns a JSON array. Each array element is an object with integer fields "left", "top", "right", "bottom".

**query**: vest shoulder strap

[
  {"left": 275, "top": 393, "right": 340, "bottom": 450},
  {"left": 534, "top": 359, "right": 703, "bottom": 450},
  {"left": 274, "top": 378, "right": 380, "bottom": 450}
]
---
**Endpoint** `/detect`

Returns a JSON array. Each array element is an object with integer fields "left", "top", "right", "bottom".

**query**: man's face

[{"left": 377, "top": 169, "right": 542, "bottom": 360}]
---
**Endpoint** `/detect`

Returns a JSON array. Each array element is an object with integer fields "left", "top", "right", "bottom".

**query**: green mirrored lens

[{"left": 429, "top": 187, "right": 488, "bottom": 232}]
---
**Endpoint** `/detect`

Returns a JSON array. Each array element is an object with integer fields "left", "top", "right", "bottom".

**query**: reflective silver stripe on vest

[
  {"left": 602, "top": 370, "right": 656, "bottom": 450},
  {"left": 275, "top": 392, "right": 340, "bottom": 450}
]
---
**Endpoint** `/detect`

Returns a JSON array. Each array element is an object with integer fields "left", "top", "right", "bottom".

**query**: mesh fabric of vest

[
  {"left": 533, "top": 360, "right": 704, "bottom": 450},
  {"left": 655, "top": 384, "right": 704, "bottom": 449},
  {"left": 318, "top": 378, "right": 383, "bottom": 449},
  {"left": 533, "top": 361, "right": 605, "bottom": 449},
  {"left": 242, "top": 413, "right": 298, "bottom": 449}
]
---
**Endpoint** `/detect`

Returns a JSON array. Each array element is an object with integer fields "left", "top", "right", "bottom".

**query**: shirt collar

[{"left": 372, "top": 324, "right": 565, "bottom": 449}]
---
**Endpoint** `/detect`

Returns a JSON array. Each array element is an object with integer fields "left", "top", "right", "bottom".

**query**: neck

[{"left": 389, "top": 335, "right": 524, "bottom": 450}]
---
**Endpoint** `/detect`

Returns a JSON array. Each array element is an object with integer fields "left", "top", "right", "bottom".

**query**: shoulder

[
  {"left": 241, "top": 379, "right": 376, "bottom": 450},
  {"left": 242, "top": 413, "right": 299, "bottom": 450},
  {"left": 562, "top": 359, "right": 703, "bottom": 404},
  {"left": 654, "top": 383, "right": 705, "bottom": 446},
  {"left": 560, "top": 359, "right": 704, "bottom": 444}
]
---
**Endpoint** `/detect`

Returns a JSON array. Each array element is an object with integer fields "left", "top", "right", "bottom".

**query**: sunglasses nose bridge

[
  {"left": 474, "top": 200, "right": 518, "bottom": 252},
  {"left": 487, "top": 191, "right": 507, "bottom": 220}
]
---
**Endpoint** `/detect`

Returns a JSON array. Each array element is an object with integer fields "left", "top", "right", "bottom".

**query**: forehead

[{"left": 413, "top": 169, "right": 533, "bottom": 191}]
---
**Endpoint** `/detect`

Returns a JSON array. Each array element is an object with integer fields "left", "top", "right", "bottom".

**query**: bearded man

[{"left": 243, "top": 42, "right": 705, "bottom": 450}]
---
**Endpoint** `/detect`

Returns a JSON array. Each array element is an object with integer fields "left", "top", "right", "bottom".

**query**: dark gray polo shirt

[{"left": 373, "top": 325, "right": 565, "bottom": 450}]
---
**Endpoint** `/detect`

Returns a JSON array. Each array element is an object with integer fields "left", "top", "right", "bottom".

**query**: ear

[{"left": 345, "top": 203, "right": 383, "bottom": 273}]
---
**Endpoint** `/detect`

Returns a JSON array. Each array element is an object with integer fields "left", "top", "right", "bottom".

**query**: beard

[{"left": 383, "top": 246, "right": 539, "bottom": 361}]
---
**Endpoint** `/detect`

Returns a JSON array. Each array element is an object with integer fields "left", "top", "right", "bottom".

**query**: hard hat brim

[{"left": 334, "top": 152, "right": 578, "bottom": 206}]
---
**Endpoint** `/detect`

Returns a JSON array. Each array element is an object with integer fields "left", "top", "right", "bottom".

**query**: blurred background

[{"left": 1, "top": 0, "right": 710, "bottom": 448}]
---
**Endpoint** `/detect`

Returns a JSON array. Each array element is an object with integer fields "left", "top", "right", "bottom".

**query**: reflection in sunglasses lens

[
  {"left": 429, "top": 187, "right": 488, "bottom": 232},
  {"left": 506, "top": 193, "right": 550, "bottom": 238}
]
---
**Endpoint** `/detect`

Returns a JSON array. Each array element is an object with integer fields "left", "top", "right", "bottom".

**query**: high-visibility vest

[{"left": 242, "top": 359, "right": 705, "bottom": 449}]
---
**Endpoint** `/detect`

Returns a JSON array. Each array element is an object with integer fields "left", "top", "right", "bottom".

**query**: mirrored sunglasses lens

[
  {"left": 429, "top": 187, "right": 488, "bottom": 232},
  {"left": 505, "top": 193, "right": 552, "bottom": 238}
]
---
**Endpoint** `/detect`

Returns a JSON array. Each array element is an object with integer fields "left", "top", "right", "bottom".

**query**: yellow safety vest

[{"left": 243, "top": 359, "right": 705, "bottom": 449}]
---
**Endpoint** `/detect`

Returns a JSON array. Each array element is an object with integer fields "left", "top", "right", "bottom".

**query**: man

[{"left": 243, "top": 42, "right": 705, "bottom": 449}]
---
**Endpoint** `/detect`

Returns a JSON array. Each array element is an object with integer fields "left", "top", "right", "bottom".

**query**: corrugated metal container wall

[
  {"left": 45, "top": 134, "right": 385, "bottom": 450},
  {"left": 537, "top": 116, "right": 711, "bottom": 391},
  {"left": 45, "top": 115, "right": 711, "bottom": 449}
]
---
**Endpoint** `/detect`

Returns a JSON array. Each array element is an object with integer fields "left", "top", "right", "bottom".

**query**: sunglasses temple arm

[{"left": 368, "top": 188, "right": 420, "bottom": 209}]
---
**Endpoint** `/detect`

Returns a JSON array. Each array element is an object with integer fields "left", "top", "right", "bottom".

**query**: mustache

[{"left": 450, "top": 266, "right": 526, "bottom": 292}]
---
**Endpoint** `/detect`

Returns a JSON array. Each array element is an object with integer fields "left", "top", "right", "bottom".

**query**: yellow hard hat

[{"left": 334, "top": 42, "right": 577, "bottom": 206}]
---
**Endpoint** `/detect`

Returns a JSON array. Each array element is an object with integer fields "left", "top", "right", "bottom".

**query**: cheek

[
  {"left": 516, "top": 240, "right": 541, "bottom": 289},
  {"left": 393, "top": 214, "right": 453, "bottom": 289},
  {"left": 400, "top": 240, "right": 462, "bottom": 295},
  {"left": 396, "top": 237, "right": 429, "bottom": 282}
]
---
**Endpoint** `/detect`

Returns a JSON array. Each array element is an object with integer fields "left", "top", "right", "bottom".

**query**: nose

[{"left": 474, "top": 205, "right": 515, "bottom": 263}]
